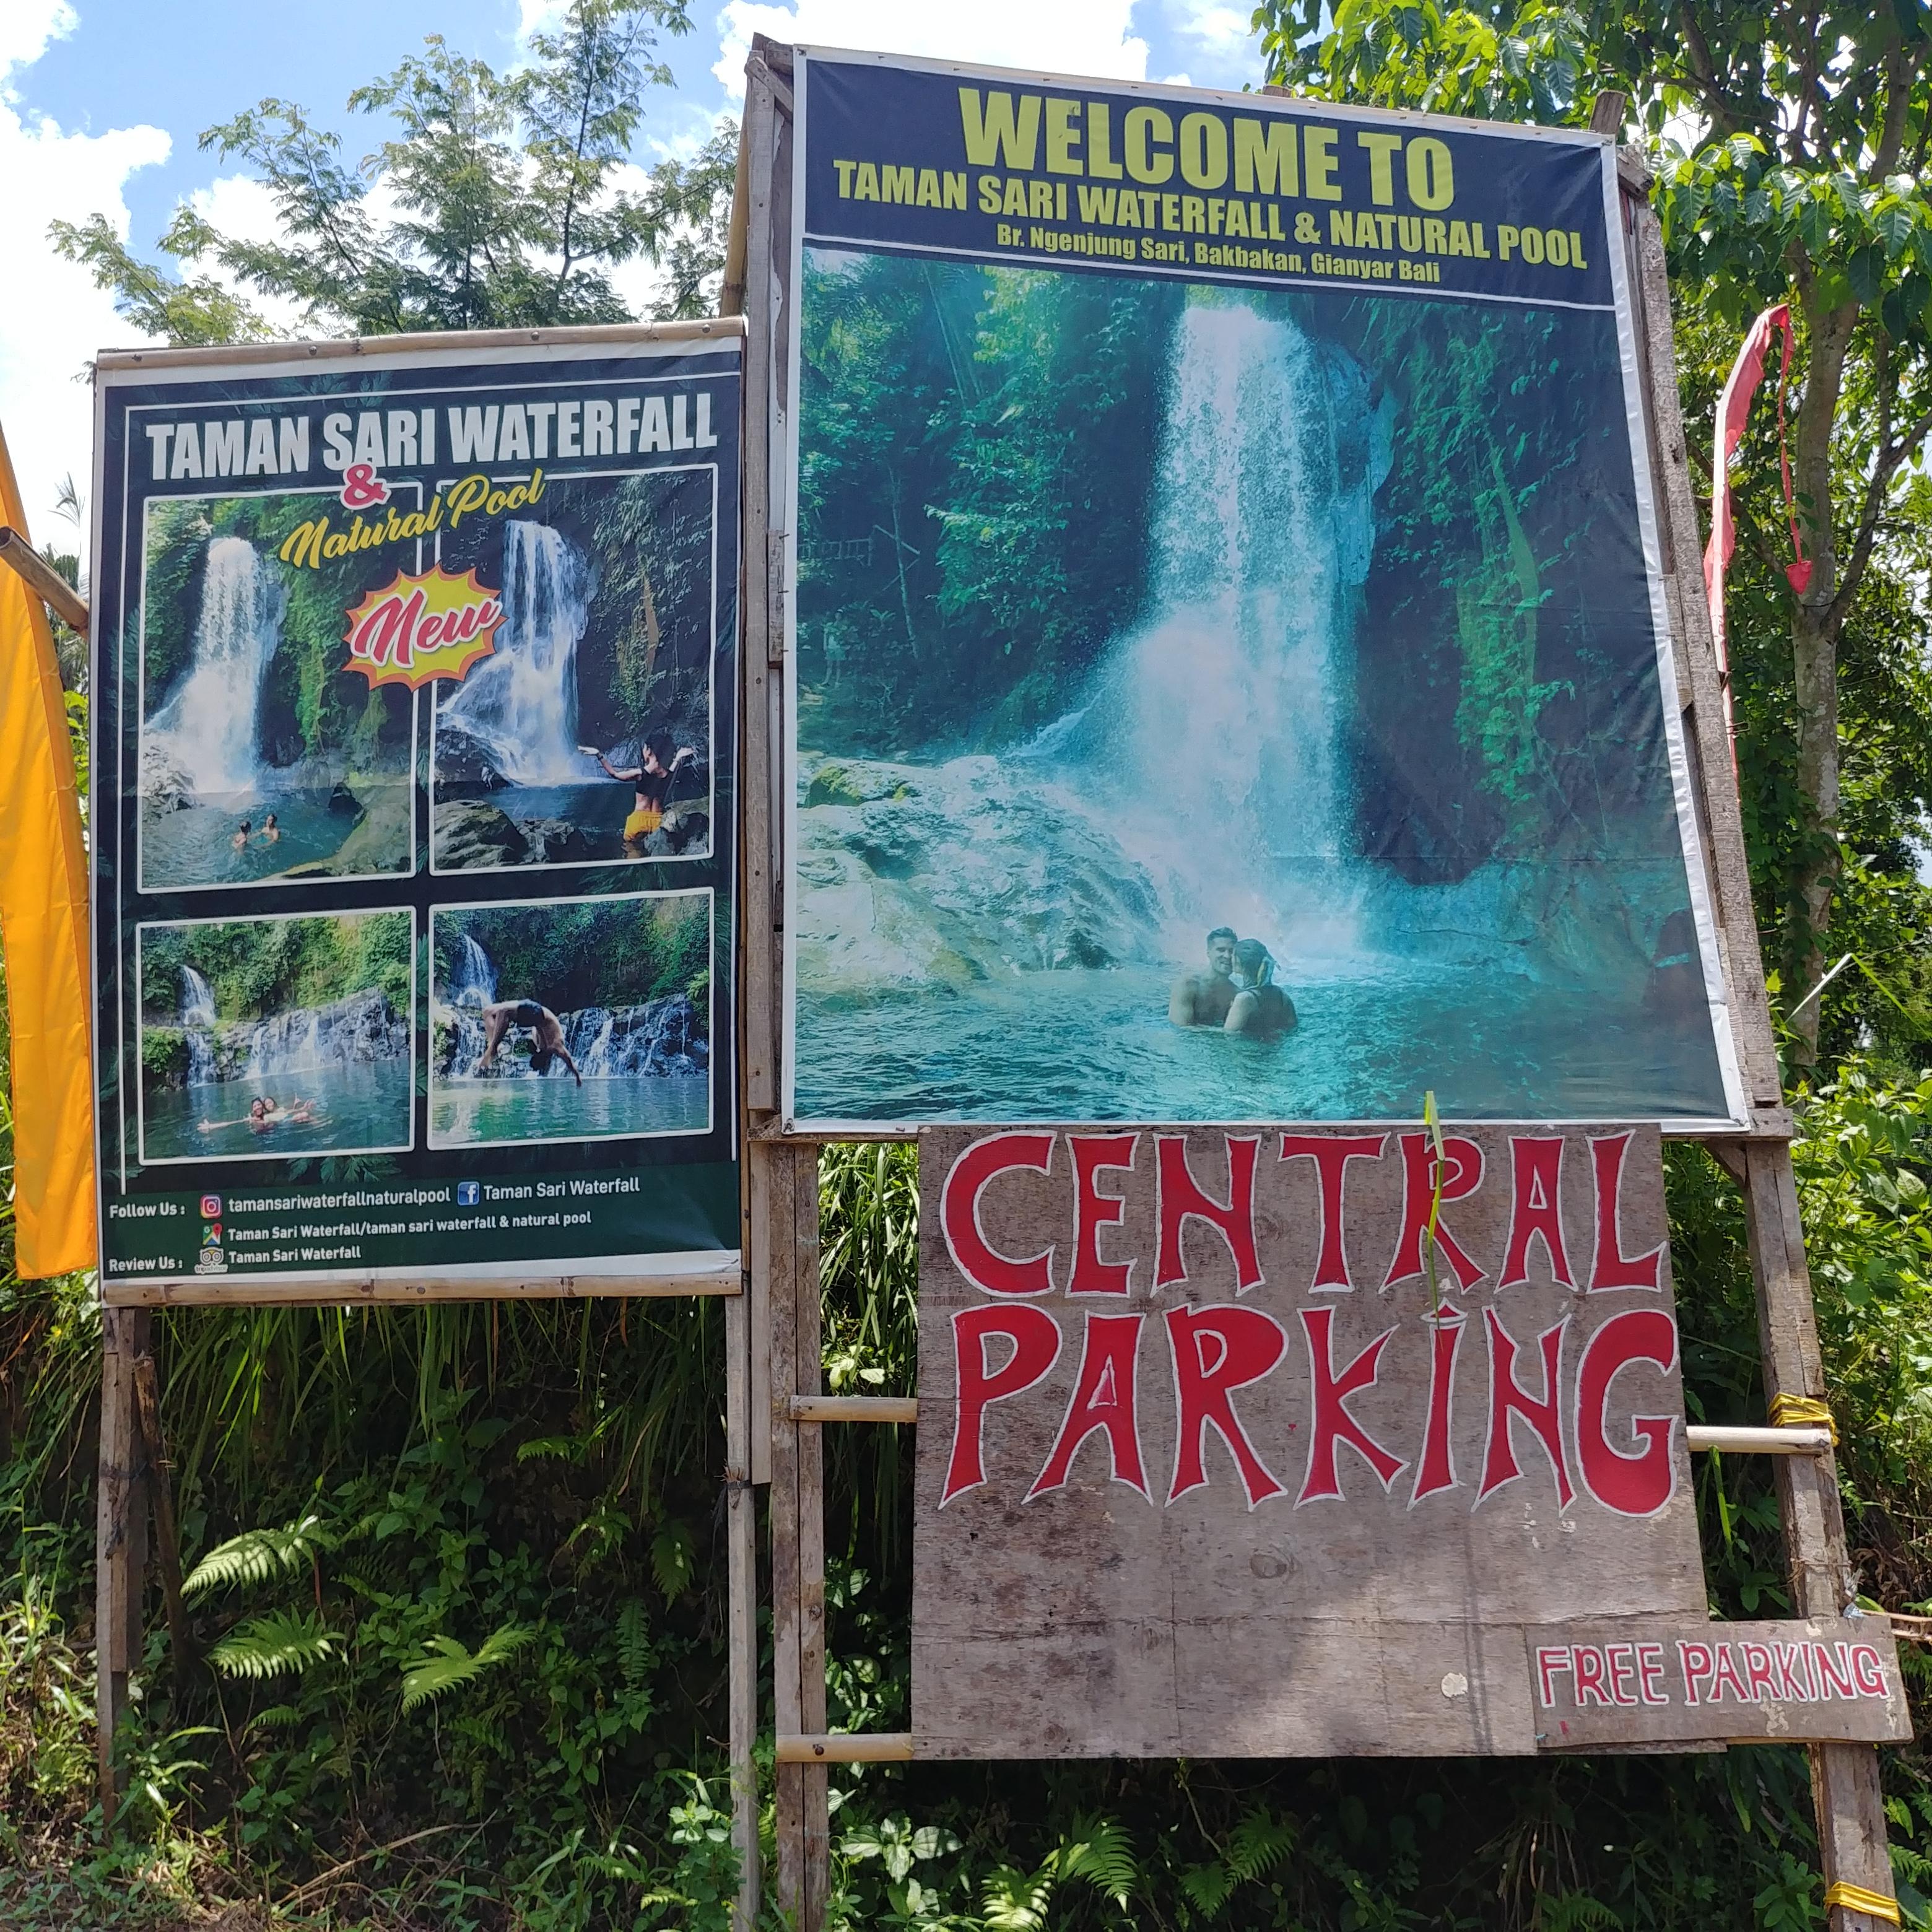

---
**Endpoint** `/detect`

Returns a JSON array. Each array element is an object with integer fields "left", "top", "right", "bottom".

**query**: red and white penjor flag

[{"left": 1702, "top": 303, "right": 1814, "bottom": 768}]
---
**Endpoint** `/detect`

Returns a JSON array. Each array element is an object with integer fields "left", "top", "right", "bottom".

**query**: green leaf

[
  {"left": 399, "top": 1621, "right": 534, "bottom": 1713},
  {"left": 209, "top": 1608, "right": 338, "bottom": 1681},
  {"left": 184, "top": 1512, "right": 330, "bottom": 1597}
]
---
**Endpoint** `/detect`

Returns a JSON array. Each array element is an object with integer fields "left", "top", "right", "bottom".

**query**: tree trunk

[{"left": 1783, "top": 292, "right": 1856, "bottom": 1070}]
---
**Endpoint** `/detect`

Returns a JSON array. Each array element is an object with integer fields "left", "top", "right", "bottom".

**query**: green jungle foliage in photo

[
  {"left": 137, "top": 911, "right": 412, "bottom": 1025},
  {"left": 797, "top": 253, "right": 1681, "bottom": 882},
  {"left": 433, "top": 895, "right": 709, "bottom": 1019}
]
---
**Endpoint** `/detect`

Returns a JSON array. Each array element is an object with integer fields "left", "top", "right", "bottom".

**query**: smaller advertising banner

[
  {"left": 91, "top": 328, "right": 742, "bottom": 1295},
  {"left": 915, "top": 1121, "right": 1725, "bottom": 1758}
]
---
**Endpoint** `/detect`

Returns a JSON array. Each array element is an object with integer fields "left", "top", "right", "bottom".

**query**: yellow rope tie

[
  {"left": 1769, "top": 1393, "right": 1839, "bottom": 1446},
  {"left": 1823, "top": 1880, "right": 1900, "bottom": 1923}
]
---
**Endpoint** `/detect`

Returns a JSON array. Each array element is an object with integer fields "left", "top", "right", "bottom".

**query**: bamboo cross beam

[
  {"left": 777, "top": 1733, "right": 915, "bottom": 1764},
  {"left": 0, "top": 525, "right": 88, "bottom": 633},
  {"left": 1684, "top": 1425, "right": 1834, "bottom": 1455}
]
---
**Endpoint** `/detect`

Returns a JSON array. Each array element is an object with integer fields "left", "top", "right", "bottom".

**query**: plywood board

[{"left": 913, "top": 1122, "right": 1708, "bottom": 1758}]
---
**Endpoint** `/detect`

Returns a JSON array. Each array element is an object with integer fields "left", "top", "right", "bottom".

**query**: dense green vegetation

[
  {"left": 143, "top": 497, "right": 412, "bottom": 777},
  {"left": 798, "top": 253, "right": 1175, "bottom": 755},
  {"left": 138, "top": 911, "right": 412, "bottom": 1025},
  {"left": 435, "top": 896, "right": 709, "bottom": 1017},
  {"left": 6, "top": 1088, "right": 1932, "bottom": 1928}
]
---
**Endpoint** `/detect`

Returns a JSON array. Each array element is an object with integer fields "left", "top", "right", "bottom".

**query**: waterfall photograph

[
  {"left": 136, "top": 911, "right": 414, "bottom": 1162},
  {"left": 430, "top": 468, "right": 717, "bottom": 872},
  {"left": 429, "top": 891, "right": 711, "bottom": 1146},
  {"left": 139, "top": 494, "right": 415, "bottom": 890},
  {"left": 790, "top": 251, "right": 1734, "bottom": 1126}
]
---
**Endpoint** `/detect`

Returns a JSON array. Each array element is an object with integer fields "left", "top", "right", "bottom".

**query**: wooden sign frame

[{"left": 728, "top": 40, "right": 1903, "bottom": 1932}]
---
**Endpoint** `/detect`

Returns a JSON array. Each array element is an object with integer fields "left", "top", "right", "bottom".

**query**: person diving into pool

[
  {"left": 593, "top": 731, "right": 698, "bottom": 848},
  {"left": 476, "top": 999, "right": 583, "bottom": 1085}
]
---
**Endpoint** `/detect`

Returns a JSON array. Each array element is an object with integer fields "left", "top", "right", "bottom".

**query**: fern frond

[
  {"left": 1543, "top": 1895, "right": 1620, "bottom": 1932},
  {"left": 981, "top": 1861, "right": 1053, "bottom": 1931},
  {"left": 209, "top": 1609, "right": 337, "bottom": 1681},
  {"left": 1181, "top": 1863, "right": 1235, "bottom": 1913},
  {"left": 184, "top": 1512, "right": 329, "bottom": 1597},
  {"left": 616, "top": 1599, "right": 655, "bottom": 1692},
  {"left": 1059, "top": 1813, "right": 1137, "bottom": 1907},
  {"left": 399, "top": 1621, "right": 534, "bottom": 1713},
  {"left": 651, "top": 1522, "right": 695, "bottom": 1602},
  {"left": 1224, "top": 1806, "right": 1296, "bottom": 1882}
]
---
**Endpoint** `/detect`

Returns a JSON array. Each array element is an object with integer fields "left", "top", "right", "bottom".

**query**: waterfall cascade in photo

[
  {"left": 179, "top": 966, "right": 217, "bottom": 1086},
  {"left": 449, "top": 933, "right": 498, "bottom": 1008},
  {"left": 1031, "top": 300, "right": 1388, "bottom": 955},
  {"left": 793, "top": 281, "right": 1731, "bottom": 1121},
  {"left": 440, "top": 521, "right": 599, "bottom": 785},
  {"left": 147, "top": 536, "right": 285, "bottom": 799}
]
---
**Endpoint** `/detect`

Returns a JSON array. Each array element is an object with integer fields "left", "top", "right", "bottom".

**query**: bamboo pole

[{"left": 0, "top": 525, "right": 88, "bottom": 633}]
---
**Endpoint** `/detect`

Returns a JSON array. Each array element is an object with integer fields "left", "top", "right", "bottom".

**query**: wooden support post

[
  {"left": 794, "top": 1145, "right": 829, "bottom": 1932},
  {"left": 1739, "top": 1143, "right": 1898, "bottom": 1928},
  {"left": 1617, "top": 159, "right": 1899, "bottom": 1928},
  {"left": 724, "top": 1287, "right": 760, "bottom": 1931},
  {"left": 760, "top": 1136, "right": 828, "bottom": 1931},
  {"left": 762, "top": 1140, "right": 806, "bottom": 1921},
  {"left": 131, "top": 1351, "right": 191, "bottom": 1689},
  {"left": 738, "top": 57, "right": 781, "bottom": 1125},
  {"left": 0, "top": 524, "right": 90, "bottom": 633},
  {"left": 95, "top": 1307, "right": 150, "bottom": 1814}
]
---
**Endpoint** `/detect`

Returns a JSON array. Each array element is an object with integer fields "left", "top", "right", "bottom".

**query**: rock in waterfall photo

[
  {"left": 136, "top": 911, "right": 414, "bottom": 1162},
  {"left": 429, "top": 892, "right": 712, "bottom": 1147}
]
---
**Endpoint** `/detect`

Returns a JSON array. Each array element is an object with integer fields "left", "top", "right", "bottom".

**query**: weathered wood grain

[{"left": 95, "top": 1308, "right": 149, "bottom": 1809}]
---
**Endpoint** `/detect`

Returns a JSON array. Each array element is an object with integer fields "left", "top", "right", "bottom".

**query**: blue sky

[{"left": 1, "top": 0, "right": 1264, "bottom": 535}]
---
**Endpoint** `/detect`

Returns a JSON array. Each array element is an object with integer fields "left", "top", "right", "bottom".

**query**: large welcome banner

[
  {"left": 783, "top": 53, "right": 1746, "bottom": 1132},
  {"left": 92, "top": 332, "right": 740, "bottom": 1292}
]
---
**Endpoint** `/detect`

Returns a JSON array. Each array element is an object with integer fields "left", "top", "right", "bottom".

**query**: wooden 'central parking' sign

[{"left": 911, "top": 1124, "right": 1907, "bottom": 1756}]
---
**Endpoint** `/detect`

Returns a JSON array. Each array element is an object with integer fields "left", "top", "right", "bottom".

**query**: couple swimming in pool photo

[{"left": 1168, "top": 926, "right": 1298, "bottom": 1039}]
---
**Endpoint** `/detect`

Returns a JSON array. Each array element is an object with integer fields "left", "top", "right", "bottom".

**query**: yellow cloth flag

[{"left": 0, "top": 424, "right": 96, "bottom": 1276}]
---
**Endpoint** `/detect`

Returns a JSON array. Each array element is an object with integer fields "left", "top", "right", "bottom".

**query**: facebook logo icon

[{"left": 457, "top": 1181, "right": 481, "bottom": 1208}]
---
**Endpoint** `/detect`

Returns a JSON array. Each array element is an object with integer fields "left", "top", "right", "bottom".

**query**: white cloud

[
  {"left": 0, "top": 1, "right": 168, "bottom": 541},
  {"left": 713, "top": 0, "right": 1149, "bottom": 97},
  {"left": 1165, "top": 0, "right": 1258, "bottom": 63}
]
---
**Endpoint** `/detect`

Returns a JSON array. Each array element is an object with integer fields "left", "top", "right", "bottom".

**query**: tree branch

[{"left": 1829, "top": 397, "right": 1932, "bottom": 630}]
